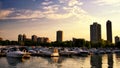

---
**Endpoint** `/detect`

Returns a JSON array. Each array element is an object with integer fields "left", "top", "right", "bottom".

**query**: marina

[
  {"left": 1, "top": 46, "right": 120, "bottom": 57},
  {"left": 1, "top": 46, "right": 120, "bottom": 68}
]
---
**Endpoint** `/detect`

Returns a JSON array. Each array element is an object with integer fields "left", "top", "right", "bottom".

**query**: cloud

[
  {"left": 94, "top": 0, "right": 120, "bottom": 6},
  {"left": 41, "top": 1, "right": 53, "bottom": 5},
  {"left": 68, "top": 0, "right": 83, "bottom": 6},
  {"left": 0, "top": 9, "right": 13, "bottom": 19},
  {"left": 42, "top": 5, "right": 59, "bottom": 13},
  {"left": 59, "top": 0, "right": 83, "bottom": 6},
  {"left": 4, "top": 10, "right": 45, "bottom": 19},
  {"left": 0, "top": 0, "right": 93, "bottom": 20}
]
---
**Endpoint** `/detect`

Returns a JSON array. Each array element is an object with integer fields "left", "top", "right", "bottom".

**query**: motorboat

[
  {"left": 59, "top": 48, "right": 77, "bottom": 56},
  {"left": 77, "top": 49, "right": 89, "bottom": 56},
  {"left": 6, "top": 47, "right": 30, "bottom": 58}
]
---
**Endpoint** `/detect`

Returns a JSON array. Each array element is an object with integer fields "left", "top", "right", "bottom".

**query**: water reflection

[
  {"left": 116, "top": 53, "right": 120, "bottom": 58},
  {"left": 107, "top": 54, "right": 113, "bottom": 68},
  {"left": 6, "top": 57, "right": 29, "bottom": 67},
  {"left": 7, "top": 57, "right": 22, "bottom": 66},
  {"left": 0, "top": 54, "right": 120, "bottom": 68},
  {"left": 91, "top": 55, "right": 102, "bottom": 68},
  {"left": 51, "top": 57, "right": 59, "bottom": 63},
  {"left": 115, "top": 53, "right": 120, "bottom": 68}
]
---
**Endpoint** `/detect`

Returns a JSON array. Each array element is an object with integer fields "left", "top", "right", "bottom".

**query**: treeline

[
  {"left": 0, "top": 39, "right": 119, "bottom": 48},
  {"left": 0, "top": 40, "right": 18, "bottom": 45}
]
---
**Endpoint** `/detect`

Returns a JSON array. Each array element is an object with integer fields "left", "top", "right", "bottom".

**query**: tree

[{"left": 85, "top": 41, "right": 91, "bottom": 48}]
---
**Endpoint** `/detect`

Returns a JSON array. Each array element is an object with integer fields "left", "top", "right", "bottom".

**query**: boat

[
  {"left": 51, "top": 48, "right": 59, "bottom": 57},
  {"left": 79, "top": 49, "right": 89, "bottom": 57},
  {"left": 59, "top": 48, "right": 77, "bottom": 56},
  {"left": 6, "top": 47, "right": 30, "bottom": 58},
  {"left": 113, "top": 49, "right": 120, "bottom": 53}
]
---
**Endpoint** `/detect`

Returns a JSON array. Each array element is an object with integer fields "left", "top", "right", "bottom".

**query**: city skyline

[{"left": 0, "top": 0, "right": 120, "bottom": 42}]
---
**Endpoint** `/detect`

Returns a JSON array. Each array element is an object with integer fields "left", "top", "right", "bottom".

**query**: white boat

[
  {"left": 60, "top": 48, "right": 77, "bottom": 56},
  {"left": 6, "top": 47, "right": 30, "bottom": 58},
  {"left": 77, "top": 49, "right": 89, "bottom": 56}
]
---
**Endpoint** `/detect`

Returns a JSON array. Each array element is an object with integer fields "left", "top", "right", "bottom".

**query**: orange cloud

[{"left": 0, "top": 9, "right": 13, "bottom": 19}]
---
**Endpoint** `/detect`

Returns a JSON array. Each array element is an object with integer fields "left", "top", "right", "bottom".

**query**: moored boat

[
  {"left": 6, "top": 47, "right": 30, "bottom": 58},
  {"left": 51, "top": 48, "right": 59, "bottom": 57}
]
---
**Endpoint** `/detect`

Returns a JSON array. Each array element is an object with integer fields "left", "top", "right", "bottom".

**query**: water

[{"left": 0, "top": 54, "right": 120, "bottom": 68}]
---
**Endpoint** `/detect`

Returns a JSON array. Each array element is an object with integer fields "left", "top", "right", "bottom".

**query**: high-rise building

[
  {"left": 37, "top": 37, "right": 49, "bottom": 43},
  {"left": 18, "top": 34, "right": 23, "bottom": 42},
  {"left": 56, "top": 30, "right": 63, "bottom": 42},
  {"left": 90, "top": 22, "right": 101, "bottom": 43},
  {"left": 32, "top": 35, "right": 37, "bottom": 42},
  {"left": 18, "top": 34, "right": 27, "bottom": 42},
  {"left": 115, "top": 36, "right": 119, "bottom": 44},
  {"left": 23, "top": 34, "right": 26, "bottom": 41},
  {"left": 106, "top": 20, "right": 112, "bottom": 43}
]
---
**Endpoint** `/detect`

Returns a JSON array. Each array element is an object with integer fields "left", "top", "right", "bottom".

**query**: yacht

[{"left": 6, "top": 47, "right": 30, "bottom": 58}]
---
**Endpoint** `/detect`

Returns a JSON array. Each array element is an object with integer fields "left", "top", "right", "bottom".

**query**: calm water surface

[{"left": 0, "top": 54, "right": 120, "bottom": 68}]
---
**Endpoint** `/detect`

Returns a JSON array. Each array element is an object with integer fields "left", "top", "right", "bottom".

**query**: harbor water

[{"left": 0, "top": 54, "right": 120, "bottom": 68}]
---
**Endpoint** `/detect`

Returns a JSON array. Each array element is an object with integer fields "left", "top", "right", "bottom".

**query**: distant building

[
  {"left": 106, "top": 20, "right": 112, "bottom": 43},
  {"left": 25, "top": 38, "right": 31, "bottom": 41},
  {"left": 18, "top": 34, "right": 23, "bottom": 42},
  {"left": 37, "top": 37, "right": 42, "bottom": 43},
  {"left": 56, "top": 30, "right": 63, "bottom": 42},
  {"left": 37, "top": 37, "right": 49, "bottom": 43},
  {"left": 90, "top": 22, "right": 101, "bottom": 43},
  {"left": 18, "top": 34, "right": 24, "bottom": 45},
  {"left": 115, "top": 36, "right": 120, "bottom": 44},
  {"left": 72, "top": 38, "right": 85, "bottom": 47},
  {"left": 23, "top": 34, "right": 26, "bottom": 41},
  {"left": 32, "top": 35, "right": 37, "bottom": 42},
  {"left": 43, "top": 37, "right": 50, "bottom": 43},
  {"left": 18, "top": 34, "right": 27, "bottom": 42}
]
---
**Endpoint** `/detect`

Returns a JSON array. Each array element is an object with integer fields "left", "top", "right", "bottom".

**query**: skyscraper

[
  {"left": 106, "top": 20, "right": 112, "bottom": 43},
  {"left": 18, "top": 34, "right": 27, "bottom": 42},
  {"left": 23, "top": 34, "right": 26, "bottom": 41},
  {"left": 18, "top": 34, "right": 23, "bottom": 42},
  {"left": 56, "top": 30, "right": 63, "bottom": 42},
  {"left": 90, "top": 22, "right": 101, "bottom": 43}
]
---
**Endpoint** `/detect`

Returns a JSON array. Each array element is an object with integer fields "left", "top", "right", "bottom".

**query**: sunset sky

[{"left": 0, "top": 0, "right": 120, "bottom": 42}]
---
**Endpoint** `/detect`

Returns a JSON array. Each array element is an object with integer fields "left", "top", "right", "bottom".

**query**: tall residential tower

[
  {"left": 90, "top": 22, "right": 101, "bottom": 43},
  {"left": 56, "top": 30, "right": 63, "bottom": 42},
  {"left": 106, "top": 20, "right": 112, "bottom": 43}
]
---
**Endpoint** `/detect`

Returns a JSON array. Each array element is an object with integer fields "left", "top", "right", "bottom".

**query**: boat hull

[{"left": 6, "top": 51, "right": 24, "bottom": 58}]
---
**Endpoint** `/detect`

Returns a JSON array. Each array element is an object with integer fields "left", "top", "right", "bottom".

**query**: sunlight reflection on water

[{"left": 0, "top": 54, "right": 120, "bottom": 68}]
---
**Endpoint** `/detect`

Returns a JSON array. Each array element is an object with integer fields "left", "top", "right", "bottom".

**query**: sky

[{"left": 0, "top": 0, "right": 120, "bottom": 42}]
